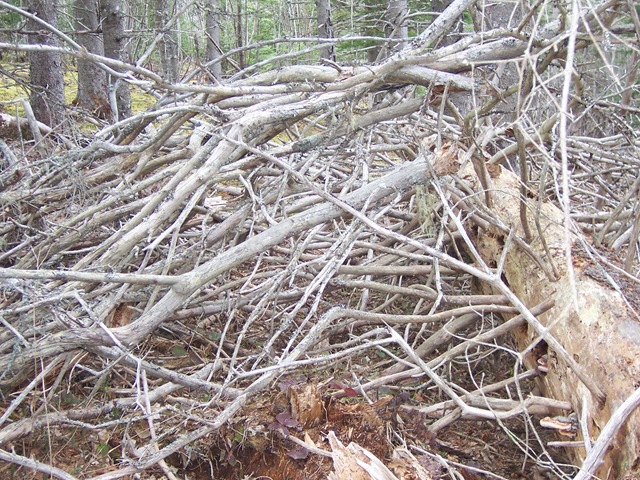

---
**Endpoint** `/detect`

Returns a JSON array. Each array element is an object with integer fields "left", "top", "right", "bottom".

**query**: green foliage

[
  {"left": 130, "top": 87, "right": 156, "bottom": 113},
  {"left": 0, "top": 0, "right": 21, "bottom": 32},
  {"left": 170, "top": 344, "right": 188, "bottom": 357},
  {"left": 0, "top": 0, "right": 454, "bottom": 93},
  {"left": 0, "top": 60, "right": 29, "bottom": 115},
  {"left": 1, "top": 60, "right": 154, "bottom": 128},
  {"left": 0, "top": 0, "right": 448, "bottom": 80},
  {"left": 462, "top": 9, "right": 473, "bottom": 30},
  {"left": 96, "top": 443, "right": 110, "bottom": 455}
]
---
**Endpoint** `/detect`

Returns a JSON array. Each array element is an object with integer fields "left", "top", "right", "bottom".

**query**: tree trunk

[
  {"left": 235, "top": 0, "right": 245, "bottom": 70},
  {"left": 100, "top": 0, "right": 132, "bottom": 120},
  {"left": 464, "top": 164, "right": 640, "bottom": 480},
  {"left": 316, "top": 0, "right": 334, "bottom": 61},
  {"left": 153, "top": 0, "right": 180, "bottom": 83},
  {"left": 205, "top": 0, "right": 222, "bottom": 79},
  {"left": 26, "top": 0, "right": 65, "bottom": 128},
  {"left": 383, "top": 0, "right": 408, "bottom": 55},
  {"left": 74, "top": 0, "right": 110, "bottom": 118}
]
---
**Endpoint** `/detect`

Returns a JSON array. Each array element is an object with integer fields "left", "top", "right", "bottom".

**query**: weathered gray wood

[{"left": 0, "top": 155, "right": 434, "bottom": 391}]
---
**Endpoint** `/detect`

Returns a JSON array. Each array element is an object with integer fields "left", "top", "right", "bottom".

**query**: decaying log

[{"left": 462, "top": 164, "right": 640, "bottom": 479}]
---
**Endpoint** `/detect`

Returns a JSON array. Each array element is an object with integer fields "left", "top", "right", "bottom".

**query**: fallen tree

[{"left": 462, "top": 163, "right": 640, "bottom": 479}]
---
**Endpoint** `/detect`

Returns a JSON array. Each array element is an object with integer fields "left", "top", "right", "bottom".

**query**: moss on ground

[{"left": 0, "top": 60, "right": 155, "bottom": 119}]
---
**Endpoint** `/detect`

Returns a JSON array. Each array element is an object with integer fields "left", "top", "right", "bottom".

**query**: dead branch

[{"left": 0, "top": 0, "right": 639, "bottom": 478}]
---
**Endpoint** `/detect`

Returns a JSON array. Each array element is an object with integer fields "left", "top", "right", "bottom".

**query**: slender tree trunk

[
  {"left": 100, "top": 0, "right": 132, "bottom": 121},
  {"left": 74, "top": 0, "right": 110, "bottom": 118},
  {"left": 431, "top": 0, "right": 462, "bottom": 46},
  {"left": 235, "top": 0, "right": 245, "bottom": 70},
  {"left": 26, "top": 0, "right": 65, "bottom": 128},
  {"left": 383, "top": 0, "right": 408, "bottom": 56},
  {"left": 153, "top": 0, "right": 180, "bottom": 83},
  {"left": 316, "top": 0, "right": 335, "bottom": 61},
  {"left": 620, "top": 52, "right": 638, "bottom": 107},
  {"left": 205, "top": 0, "right": 222, "bottom": 79}
]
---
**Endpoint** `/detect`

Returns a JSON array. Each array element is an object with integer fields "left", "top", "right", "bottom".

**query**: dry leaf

[
  {"left": 388, "top": 448, "right": 436, "bottom": 480},
  {"left": 432, "top": 143, "right": 461, "bottom": 177},
  {"left": 486, "top": 163, "right": 502, "bottom": 178},
  {"left": 110, "top": 303, "right": 133, "bottom": 327}
]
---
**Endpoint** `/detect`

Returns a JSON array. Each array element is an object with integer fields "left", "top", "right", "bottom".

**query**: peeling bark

[{"left": 464, "top": 164, "right": 640, "bottom": 479}]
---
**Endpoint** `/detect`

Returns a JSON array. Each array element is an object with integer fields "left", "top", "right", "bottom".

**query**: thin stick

[
  {"left": 573, "top": 386, "right": 640, "bottom": 480},
  {"left": 0, "top": 448, "right": 79, "bottom": 480},
  {"left": 0, "top": 267, "right": 180, "bottom": 286}
]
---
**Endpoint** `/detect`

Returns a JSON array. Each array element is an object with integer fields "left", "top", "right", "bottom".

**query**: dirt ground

[{"left": 1, "top": 351, "right": 575, "bottom": 480}]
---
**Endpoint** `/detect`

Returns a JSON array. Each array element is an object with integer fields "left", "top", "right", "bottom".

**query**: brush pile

[{"left": 1, "top": 1, "right": 639, "bottom": 478}]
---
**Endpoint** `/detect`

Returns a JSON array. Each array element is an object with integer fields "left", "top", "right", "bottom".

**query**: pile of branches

[{"left": 0, "top": 0, "right": 639, "bottom": 478}]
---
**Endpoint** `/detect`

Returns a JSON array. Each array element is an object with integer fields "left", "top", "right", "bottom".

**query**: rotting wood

[{"left": 462, "top": 163, "right": 640, "bottom": 479}]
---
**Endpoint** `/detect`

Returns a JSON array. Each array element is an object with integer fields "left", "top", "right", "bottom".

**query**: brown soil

[{"left": 0, "top": 346, "right": 575, "bottom": 480}]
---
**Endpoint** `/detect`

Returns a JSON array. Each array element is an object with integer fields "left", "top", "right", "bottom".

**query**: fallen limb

[
  {"left": 463, "top": 164, "right": 640, "bottom": 478},
  {"left": 574, "top": 386, "right": 640, "bottom": 480}
]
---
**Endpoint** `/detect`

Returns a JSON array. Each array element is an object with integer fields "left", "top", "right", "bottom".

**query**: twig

[
  {"left": 0, "top": 354, "right": 67, "bottom": 427},
  {"left": 0, "top": 448, "right": 79, "bottom": 480},
  {"left": 573, "top": 386, "right": 640, "bottom": 480},
  {"left": 0, "top": 267, "right": 180, "bottom": 286}
]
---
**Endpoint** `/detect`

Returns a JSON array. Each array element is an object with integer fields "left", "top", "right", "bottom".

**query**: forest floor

[{"left": 0, "top": 320, "right": 572, "bottom": 480}]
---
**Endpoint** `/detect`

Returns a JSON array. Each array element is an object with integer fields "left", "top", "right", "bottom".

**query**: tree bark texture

[
  {"left": 74, "top": 0, "right": 110, "bottom": 118},
  {"left": 316, "top": 0, "right": 335, "bottom": 61},
  {"left": 99, "top": 0, "right": 132, "bottom": 120},
  {"left": 205, "top": 0, "right": 222, "bottom": 79},
  {"left": 26, "top": 0, "right": 65, "bottom": 128},
  {"left": 464, "top": 164, "right": 640, "bottom": 479},
  {"left": 153, "top": 0, "right": 180, "bottom": 83},
  {"left": 235, "top": 0, "right": 245, "bottom": 69},
  {"left": 430, "top": 0, "right": 462, "bottom": 46},
  {"left": 384, "top": 0, "right": 408, "bottom": 55}
]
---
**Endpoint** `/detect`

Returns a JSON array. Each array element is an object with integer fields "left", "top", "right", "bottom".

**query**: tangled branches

[{"left": 0, "top": 0, "right": 639, "bottom": 478}]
